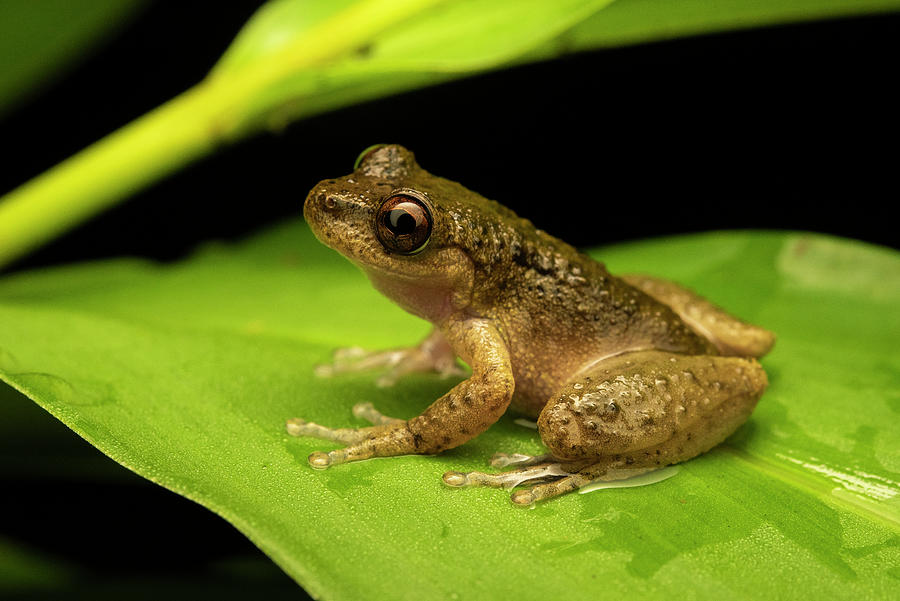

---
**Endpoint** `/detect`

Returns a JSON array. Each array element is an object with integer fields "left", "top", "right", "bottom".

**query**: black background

[
  {"left": 2, "top": 3, "right": 897, "bottom": 274},
  {"left": 1, "top": 2, "right": 897, "bottom": 598}
]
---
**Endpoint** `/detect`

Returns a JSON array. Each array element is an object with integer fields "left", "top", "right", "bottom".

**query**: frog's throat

[{"left": 359, "top": 248, "right": 474, "bottom": 324}]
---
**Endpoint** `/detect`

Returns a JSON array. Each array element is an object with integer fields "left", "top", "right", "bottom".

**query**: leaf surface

[{"left": 1, "top": 223, "right": 898, "bottom": 600}]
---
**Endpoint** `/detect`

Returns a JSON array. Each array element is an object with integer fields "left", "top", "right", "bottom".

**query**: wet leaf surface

[{"left": 1, "top": 222, "right": 898, "bottom": 600}]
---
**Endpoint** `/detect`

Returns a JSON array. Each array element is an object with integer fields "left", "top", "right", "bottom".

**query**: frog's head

[{"left": 303, "top": 144, "right": 477, "bottom": 323}]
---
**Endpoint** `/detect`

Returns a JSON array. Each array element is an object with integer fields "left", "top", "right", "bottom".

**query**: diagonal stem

[{"left": 0, "top": 0, "right": 444, "bottom": 269}]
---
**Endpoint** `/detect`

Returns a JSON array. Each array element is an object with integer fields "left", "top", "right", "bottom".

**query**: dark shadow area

[{"left": 0, "top": 382, "right": 303, "bottom": 599}]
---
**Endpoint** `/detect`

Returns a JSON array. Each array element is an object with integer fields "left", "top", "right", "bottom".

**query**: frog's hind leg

[
  {"left": 622, "top": 274, "right": 775, "bottom": 357},
  {"left": 514, "top": 349, "right": 766, "bottom": 504},
  {"left": 443, "top": 349, "right": 767, "bottom": 505}
]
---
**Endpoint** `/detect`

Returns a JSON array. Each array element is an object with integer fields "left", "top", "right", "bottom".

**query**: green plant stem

[{"left": 0, "top": 0, "right": 443, "bottom": 269}]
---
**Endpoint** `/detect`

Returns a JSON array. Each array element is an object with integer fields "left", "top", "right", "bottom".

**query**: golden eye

[{"left": 375, "top": 194, "right": 432, "bottom": 255}]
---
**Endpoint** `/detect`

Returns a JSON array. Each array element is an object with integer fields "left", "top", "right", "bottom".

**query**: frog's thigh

[
  {"left": 537, "top": 350, "right": 768, "bottom": 465},
  {"left": 622, "top": 274, "right": 775, "bottom": 358}
]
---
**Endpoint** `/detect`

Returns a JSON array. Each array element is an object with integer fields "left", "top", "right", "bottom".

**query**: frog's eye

[{"left": 375, "top": 194, "right": 432, "bottom": 255}]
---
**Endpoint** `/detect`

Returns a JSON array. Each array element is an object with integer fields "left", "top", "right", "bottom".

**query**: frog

[{"left": 288, "top": 144, "right": 775, "bottom": 505}]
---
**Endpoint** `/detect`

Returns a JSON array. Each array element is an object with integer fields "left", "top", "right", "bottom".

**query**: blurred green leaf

[
  {"left": 535, "top": 0, "right": 900, "bottom": 55},
  {"left": 0, "top": 536, "right": 74, "bottom": 595},
  {"left": 0, "top": 0, "right": 145, "bottom": 118},
  {"left": 1, "top": 222, "right": 898, "bottom": 599},
  {"left": 3, "top": 0, "right": 900, "bottom": 267},
  {"left": 210, "top": 0, "right": 615, "bottom": 134}
]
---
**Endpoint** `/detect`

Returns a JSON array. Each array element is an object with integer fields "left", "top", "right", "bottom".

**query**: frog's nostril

[{"left": 324, "top": 195, "right": 338, "bottom": 210}]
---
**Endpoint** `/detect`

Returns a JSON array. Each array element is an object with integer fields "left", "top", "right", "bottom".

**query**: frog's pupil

[
  {"left": 389, "top": 209, "right": 417, "bottom": 234},
  {"left": 376, "top": 195, "right": 431, "bottom": 255}
]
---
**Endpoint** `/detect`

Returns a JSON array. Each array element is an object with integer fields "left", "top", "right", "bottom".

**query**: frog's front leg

[
  {"left": 315, "top": 327, "right": 466, "bottom": 387},
  {"left": 288, "top": 319, "right": 514, "bottom": 468}
]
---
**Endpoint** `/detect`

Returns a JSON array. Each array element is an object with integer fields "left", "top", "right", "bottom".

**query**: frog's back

[
  {"left": 443, "top": 190, "right": 709, "bottom": 352},
  {"left": 435, "top": 190, "right": 713, "bottom": 411}
]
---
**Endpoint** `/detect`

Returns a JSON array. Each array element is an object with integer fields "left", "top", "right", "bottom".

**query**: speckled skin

[{"left": 290, "top": 145, "right": 775, "bottom": 504}]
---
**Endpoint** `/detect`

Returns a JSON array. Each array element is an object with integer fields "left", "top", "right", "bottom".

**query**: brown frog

[{"left": 288, "top": 144, "right": 774, "bottom": 505}]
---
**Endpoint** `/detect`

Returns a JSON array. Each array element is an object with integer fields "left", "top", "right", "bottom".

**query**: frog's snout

[
  {"left": 303, "top": 184, "right": 342, "bottom": 231},
  {"left": 304, "top": 182, "right": 363, "bottom": 220},
  {"left": 302, "top": 185, "right": 326, "bottom": 221}
]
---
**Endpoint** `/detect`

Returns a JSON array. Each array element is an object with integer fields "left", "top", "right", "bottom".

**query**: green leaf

[
  {"left": 532, "top": 0, "right": 900, "bottom": 56},
  {"left": 3, "top": 0, "right": 900, "bottom": 267},
  {"left": 0, "top": 385, "right": 299, "bottom": 596},
  {"left": 0, "top": 535, "right": 74, "bottom": 594},
  {"left": 1, "top": 224, "right": 898, "bottom": 600},
  {"left": 209, "top": 0, "right": 616, "bottom": 134},
  {"left": 0, "top": 0, "right": 145, "bottom": 118}
]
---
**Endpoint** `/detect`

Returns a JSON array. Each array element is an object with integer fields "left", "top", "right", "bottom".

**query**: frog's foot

[
  {"left": 314, "top": 329, "right": 466, "bottom": 387},
  {"left": 287, "top": 389, "right": 447, "bottom": 470},
  {"left": 286, "top": 403, "right": 397, "bottom": 441},
  {"left": 489, "top": 452, "right": 553, "bottom": 468},
  {"left": 285, "top": 416, "right": 410, "bottom": 470},
  {"left": 507, "top": 464, "right": 660, "bottom": 506},
  {"left": 351, "top": 402, "right": 404, "bottom": 425},
  {"left": 443, "top": 458, "right": 658, "bottom": 506},
  {"left": 285, "top": 417, "right": 371, "bottom": 445},
  {"left": 442, "top": 459, "right": 593, "bottom": 492}
]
